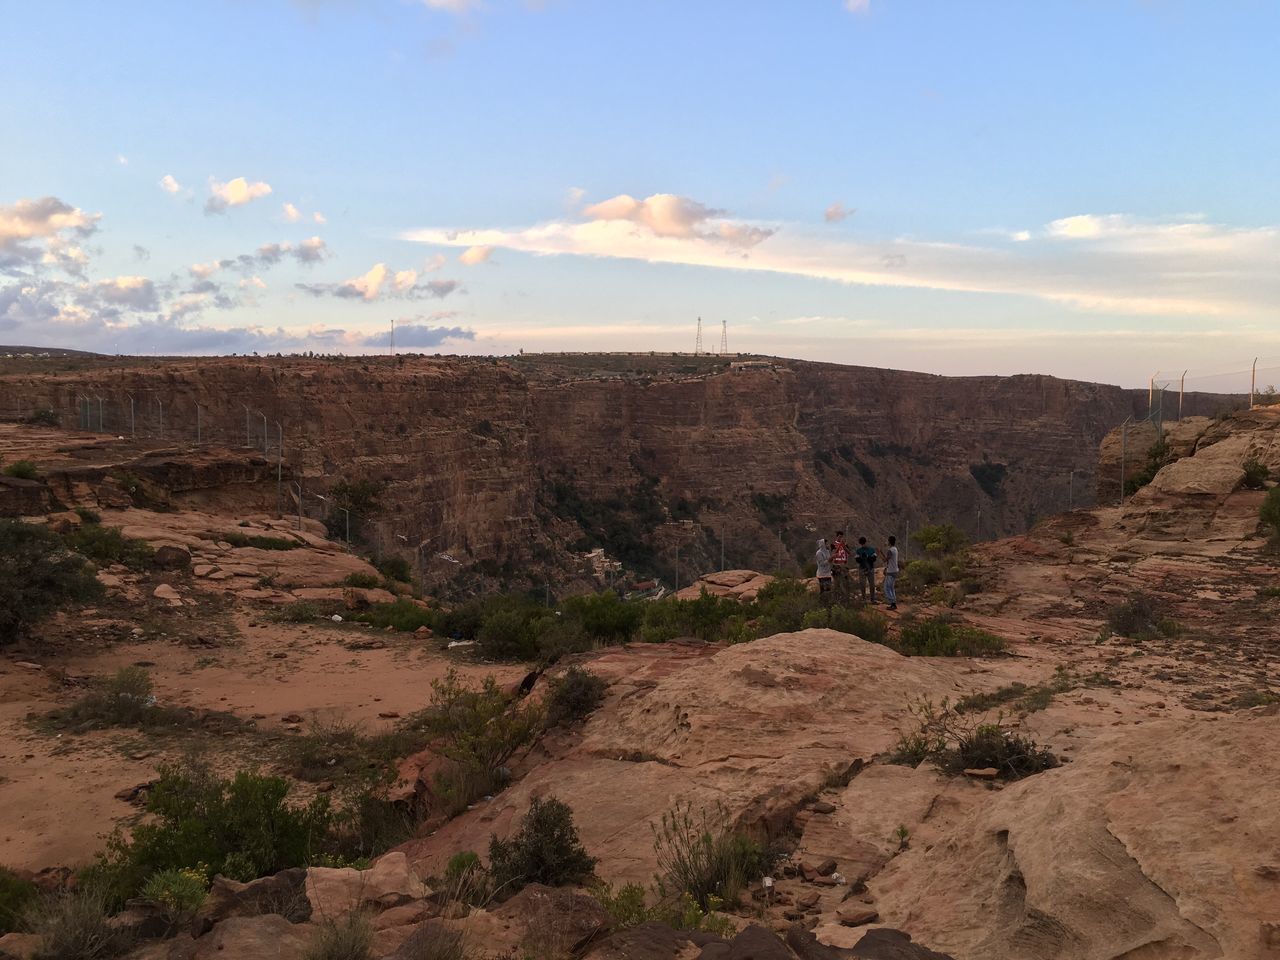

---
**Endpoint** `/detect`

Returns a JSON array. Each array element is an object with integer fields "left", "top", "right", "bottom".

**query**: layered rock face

[{"left": 0, "top": 355, "right": 1232, "bottom": 581}]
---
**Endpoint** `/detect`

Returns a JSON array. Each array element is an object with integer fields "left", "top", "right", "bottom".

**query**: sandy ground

[{"left": 0, "top": 612, "right": 523, "bottom": 872}]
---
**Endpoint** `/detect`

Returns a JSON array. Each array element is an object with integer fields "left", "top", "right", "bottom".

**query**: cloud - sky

[{"left": 3, "top": 1, "right": 1280, "bottom": 385}]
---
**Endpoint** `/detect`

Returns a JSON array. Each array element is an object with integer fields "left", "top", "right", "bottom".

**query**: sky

[{"left": 2, "top": 0, "right": 1279, "bottom": 387}]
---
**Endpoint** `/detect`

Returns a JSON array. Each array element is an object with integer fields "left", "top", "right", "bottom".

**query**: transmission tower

[
  {"left": 719, "top": 319, "right": 728, "bottom": 355},
  {"left": 694, "top": 317, "right": 703, "bottom": 355}
]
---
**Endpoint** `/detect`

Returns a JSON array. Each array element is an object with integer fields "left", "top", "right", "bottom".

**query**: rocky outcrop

[{"left": 0, "top": 356, "right": 1234, "bottom": 585}]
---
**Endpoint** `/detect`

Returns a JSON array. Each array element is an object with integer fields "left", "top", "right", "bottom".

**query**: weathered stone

[
  {"left": 583, "top": 922, "right": 725, "bottom": 960},
  {"left": 192, "top": 868, "right": 310, "bottom": 935},
  {"left": 495, "top": 884, "right": 611, "bottom": 955},
  {"left": 304, "top": 852, "right": 429, "bottom": 917},
  {"left": 962, "top": 767, "right": 998, "bottom": 780},
  {"left": 153, "top": 545, "right": 192, "bottom": 570},
  {"left": 836, "top": 905, "right": 878, "bottom": 927},
  {"left": 848, "top": 929, "right": 955, "bottom": 959},
  {"left": 189, "top": 915, "right": 308, "bottom": 960},
  {"left": 0, "top": 932, "right": 40, "bottom": 960}
]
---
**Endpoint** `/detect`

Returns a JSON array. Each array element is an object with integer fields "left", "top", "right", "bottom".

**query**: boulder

[
  {"left": 152, "top": 545, "right": 192, "bottom": 570},
  {"left": 189, "top": 914, "right": 309, "bottom": 960},
  {"left": 0, "top": 933, "right": 40, "bottom": 960},
  {"left": 192, "top": 868, "right": 310, "bottom": 935},
  {"left": 583, "top": 922, "right": 726, "bottom": 960},
  {"left": 304, "top": 852, "right": 429, "bottom": 918}
]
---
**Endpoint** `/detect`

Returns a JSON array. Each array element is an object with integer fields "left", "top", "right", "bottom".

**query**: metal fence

[{"left": 1151, "top": 355, "right": 1280, "bottom": 419}]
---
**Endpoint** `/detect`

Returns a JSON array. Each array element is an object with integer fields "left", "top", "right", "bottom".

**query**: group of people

[{"left": 814, "top": 531, "right": 899, "bottom": 611}]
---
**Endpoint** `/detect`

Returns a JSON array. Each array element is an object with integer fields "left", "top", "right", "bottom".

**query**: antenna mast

[
  {"left": 694, "top": 317, "right": 703, "bottom": 355},
  {"left": 390, "top": 318, "right": 395, "bottom": 357},
  {"left": 719, "top": 319, "right": 728, "bottom": 355}
]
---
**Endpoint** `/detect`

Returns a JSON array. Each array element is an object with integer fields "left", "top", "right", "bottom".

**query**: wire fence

[{"left": 1151, "top": 355, "right": 1280, "bottom": 419}]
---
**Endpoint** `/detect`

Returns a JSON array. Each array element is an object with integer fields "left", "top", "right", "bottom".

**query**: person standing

[
  {"left": 854, "top": 536, "right": 878, "bottom": 602},
  {"left": 815, "top": 538, "right": 833, "bottom": 597},
  {"left": 881, "top": 535, "right": 900, "bottom": 611},
  {"left": 830, "top": 531, "right": 850, "bottom": 599}
]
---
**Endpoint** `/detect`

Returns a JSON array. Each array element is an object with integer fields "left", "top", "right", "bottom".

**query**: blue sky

[{"left": 2, "top": 0, "right": 1278, "bottom": 385}]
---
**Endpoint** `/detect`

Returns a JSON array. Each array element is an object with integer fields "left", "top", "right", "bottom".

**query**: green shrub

[
  {"left": 444, "top": 851, "right": 481, "bottom": 884},
  {"left": 544, "top": 668, "right": 607, "bottom": 727},
  {"left": 23, "top": 885, "right": 130, "bottom": 960},
  {"left": 890, "top": 698, "right": 1057, "bottom": 780},
  {"left": 903, "top": 559, "right": 943, "bottom": 588},
  {"left": 1105, "top": 594, "right": 1177, "bottom": 640},
  {"left": 651, "top": 802, "right": 765, "bottom": 913},
  {"left": 402, "top": 671, "right": 541, "bottom": 817},
  {"left": 535, "top": 620, "right": 594, "bottom": 660},
  {"left": 74, "top": 507, "right": 102, "bottom": 524},
  {"left": 89, "top": 761, "right": 332, "bottom": 903},
  {"left": 895, "top": 616, "right": 1005, "bottom": 657},
  {"left": 24, "top": 409, "right": 60, "bottom": 427},
  {"left": 1242, "top": 458, "right": 1270, "bottom": 491},
  {"left": 1261, "top": 487, "right": 1280, "bottom": 538},
  {"left": 488, "top": 797, "right": 596, "bottom": 894},
  {"left": 593, "top": 882, "right": 732, "bottom": 936},
  {"left": 476, "top": 608, "right": 541, "bottom": 661},
  {"left": 800, "top": 605, "right": 888, "bottom": 645},
  {"left": 342, "top": 572, "right": 381, "bottom": 589},
  {"left": 0, "top": 867, "right": 37, "bottom": 935},
  {"left": 324, "top": 479, "right": 387, "bottom": 542},
  {"left": 560, "top": 591, "right": 642, "bottom": 644},
  {"left": 910, "top": 523, "right": 967, "bottom": 557},
  {"left": 62, "top": 667, "right": 165, "bottom": 729},
  {"left": 64, "top": 524, "right": 154, "bottom": 570},
  {"left": 3, "top": 460, "right": 40, "bottom": 480},
  {"left": 305, "top": 911, "right": 373, "bottom": 960},
  {"left": 220, "top": 532, "right": 299, "bottom": 551},
  {"left": 140, "top": 867, "right": 208, "bottom": 923},
  {"left": 354, "top": 599, "right": 435, "bottom": 633},
  {"left": 376, "top": 556, "right": 412, "bottom": 583},
  {"left": 0, "top": 519, "right": 103, "bottom": 645},
  {"left": 271, "top": 601, "right": 325, "bottom": 623}
]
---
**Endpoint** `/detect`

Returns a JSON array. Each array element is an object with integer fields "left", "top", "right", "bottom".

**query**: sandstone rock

[
  {"left": 961, "top": 767, "right": 998, "bottom": 779},
  {"left": 152, "top": 545, "right": 192, "bottom": 570},
  {"left": 192, "top": 868, "right": 311, "bottom": 934},
  {"left": 401, "top": 631, "right": 968, "bottom": 887},
  {"left": 304, "top": 852, "right": 429, "bottom": 917},
  {"left": 370, "top": 901, "right": 436, "bottom": 930},
  {"left": 582, "top": 921, "right": 725, "bottom": 960},
  {"left": 849, "top": 928, "right": 955, "bottom": 959},
  {"left": 871, "top": 712, "right": 1280, "bottom": 959},
  {"left": 836, "top": 905, "right": 878, "bottom": 927},
  {"left": 45, "top": 510, "right": 82, "bottom": 533},
  {"left": 0, "top": 933, "right": 40, "bottom": 960},
  {"left": 152, "top": 584, "right": 183, "bottom": 606},
  {"left": 189, "top": 914, "right": 309, "bottom": 960}
]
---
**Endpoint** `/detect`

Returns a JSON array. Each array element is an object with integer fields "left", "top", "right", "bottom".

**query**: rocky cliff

[{"left": 0, "top": 354, "right": 1232, "bottom": 587}]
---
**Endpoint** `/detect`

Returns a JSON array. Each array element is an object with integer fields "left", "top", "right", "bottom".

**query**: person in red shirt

[{"left": 830, "top": 531, "right": 850, "bottom": 599}]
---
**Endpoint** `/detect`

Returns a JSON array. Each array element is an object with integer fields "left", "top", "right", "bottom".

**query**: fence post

[
  {"left": 1252, "top": 357, "right": 1258, "bottom": 408},
  {"left": 275, "top": 421, "right": 283, "bottom": 519},
  {"left": 1178, "top": 370, "right": 1186, "bottom": 421},
  {"left": 1120, "top": 420, "right": 1128, "bottom": 506}
]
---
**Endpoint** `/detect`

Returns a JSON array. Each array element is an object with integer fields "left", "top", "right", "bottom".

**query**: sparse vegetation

[
  {"left": 325, "top": 478, "right": 388, "bottom": 542},
  {"left": 342, "top": 572, "right": 381, "bottom": 589},
  {"left": 1242, "top": 458, "right": 1271, "bottom": 490},
  {"left": 0, "top": 867, "right": 37, "bottom": 935},
  {"left": 305, "top": 911, "right": 374, "bottom": 960},
  {"left": 140, "top": 867, "right": 209, "bottom": 925},
  {"left": 64, "top": 523, "right": 154, "bottom": 570},
  {"left": 895, "top": 615, "right": 1006, "bottom": 657},
  {"left": 3, "top": 459, "right": 40, "bottom": 480},
  {"left": 353, "top": 599, "right": 434, "bottom": 633},
  {"left": 1105, "top": 594, "right": 1180, "bottom": 640},
  {"left": 402, "top": 671, "right": 542, "bottom": 818},
  {"left": 889, "top": 698, "right": 1058, "bottom": 779},
  {"left": 1261, "top": 487, "right": 1280, "bottom": 541},
  {"left": 88, "top": 761, "right": 333, "bottom": 903},
  {"left": 651, "top": 802, "right": 766, "bottom": 913},
  {"left": 270, "top": 601, "right": 326, "bottom": 623},
  {"left": 1125, "top": 438, "right": 1172, "bottom": 496},
  {"left": 544, "top": 667, "right": 607, "bottom": 727},
  {"left": 218, "top": 531, "right": 300, "bottom": 551},
  {"left": 0, "top": 519, "right": 103, "bottom": 645},
  {"left": 23, "top": 884, "right": 130, "bottom": 960},
  {"left": 376, "top": 556, "right": 413, "bottom": 583},
  {"left": 970, "top": 460, "right": 1007, "bottom": 498},
  {"left": 487, "top": 796, "right": 596, "bottom": 894},
  {"left": 955, "top": 670, "right": 1075, "bottom": 715},
  {"left": 593, "top": 882, "right": 733, "bottom": 937},
  {"left": 23, "top": 408, "right": 60, "bottom": 427}
]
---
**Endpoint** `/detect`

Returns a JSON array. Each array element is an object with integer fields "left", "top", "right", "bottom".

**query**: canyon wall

[{"left": 0, "top": 354, "right": 1231, "bottom": 585}]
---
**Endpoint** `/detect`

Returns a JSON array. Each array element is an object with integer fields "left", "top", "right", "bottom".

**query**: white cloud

[
  {"left": 190, "top": 262, "right": 218, "bottom": 280},
  {"left": 282, "top": 202, "right": 301, "bottom": 223},
  {"left": 116, "top": 154, "right": 129, "bottom": 166},
  {"left": 404, "top": 201, "right": 1280, "bottom": 320},
  {"left": 295, "top": 236, "right": 329, "bottom": 264},
  {"left": 0, "top": 197, "right": 100, "bottom": 251},
  {"left": 393, "top": 268, "right": 419, "bottom": 292},
  {"left": 421, "top": 0, "right": 482, "bottom": 10},
  {"left": 1012, "top": 230, "right": 1031, "bottom": 242},
  {"left": 296, "top": 262, "right": 458, "bottom": 302},
  {"left": 159, "top": 174, "right": 182, "bottom": 195},
  {"left": 844, "top": 0, "right": 870, "bottom": 13},
  {"left": 423, "top": 253, "right": 446, "bottom": 272},
  {"left": 313, "top": 211, "right": 327, "bottom": 225},
  {"left": 824, "top": 201, "right": 853, "bottom": 223},
  {"left": 92, "top": 276, "right": 159, "bottom": 311},
  {"left": 205, "top": 176, "right": 273, "bottom": 214},
  {"left": 346, "top": 263, "right": 391, "bottom": 301},
  {"left": 459, "top": 245, "right": 494, "bottom": 265}
]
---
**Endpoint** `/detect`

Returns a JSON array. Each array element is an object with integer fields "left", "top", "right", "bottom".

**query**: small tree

[
  {"left": 910, "top": 523, "right": 967, "bottom": 557},
  {"left": 0, "top": 520, "right": 103, "bottom": 645},
  {"left": 488, "top": 797, "right": 596, "bottom": 893}
]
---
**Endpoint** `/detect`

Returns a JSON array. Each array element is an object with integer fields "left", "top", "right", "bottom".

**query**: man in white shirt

[{"left": 881, "top": 535, "right": 900, "bottom": 611}]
